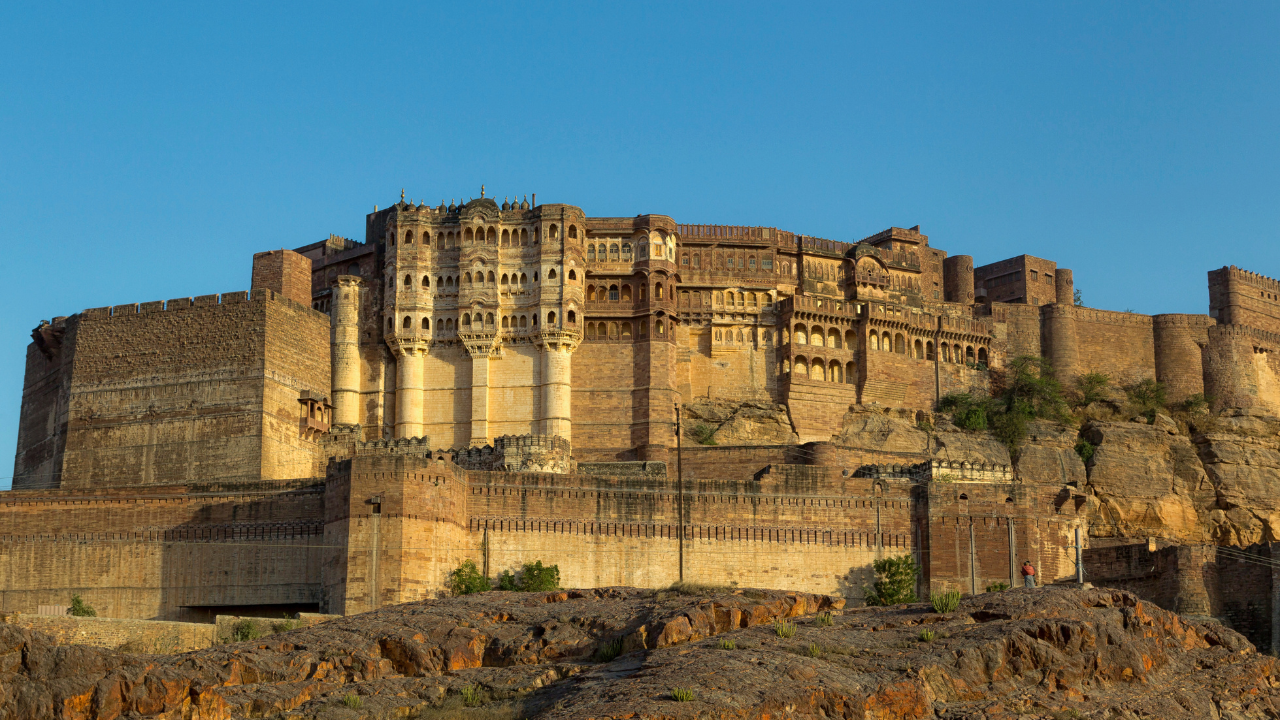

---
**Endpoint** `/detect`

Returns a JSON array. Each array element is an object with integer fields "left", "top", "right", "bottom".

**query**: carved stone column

[
  {"left": 389, "top": 340, "right": 428, "bottom": 439},
  {"left": 462, "top": 336, "right": 501, "bottom": 447},
  {"left": 331, "top": 276, "right": 363, "bottom": 426},
  {"left": 537, "top": 330, "right": 580, "bottom": 443}
]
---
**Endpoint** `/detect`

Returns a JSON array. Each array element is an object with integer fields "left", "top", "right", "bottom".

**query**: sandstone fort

[{"left": 6, "top": 190, "right": 1279, "bottom": 630}]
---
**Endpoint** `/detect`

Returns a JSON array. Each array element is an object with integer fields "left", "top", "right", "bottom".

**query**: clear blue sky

[{"left": 1, "top": 2, "right": 1276, "bottom": 489}]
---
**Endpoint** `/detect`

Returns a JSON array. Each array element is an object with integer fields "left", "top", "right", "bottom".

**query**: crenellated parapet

[
  {"left": 450, "top": 434, "right": 573, "bottom": 474},
  {"left": 928, "top": 460, "right": 1014, "bottom": 484}
]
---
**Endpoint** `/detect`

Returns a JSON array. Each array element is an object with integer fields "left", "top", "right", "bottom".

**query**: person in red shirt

[{"left": 1021, "top": 560, "right": 1036, "bottom": 588}]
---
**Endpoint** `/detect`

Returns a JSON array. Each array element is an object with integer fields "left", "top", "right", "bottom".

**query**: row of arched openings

[
  {"left": 390, "top": 224, "right": 581, "bottom": 249},
  {"left": 389, "top": 310, "right": 577, "bottom": 335},
  {"left": 586, "top": 282, "right": 665, "bottom": 302},
  {"left": 788, "top": 324, "right": 855, "bottom": 349},
  {"left": 680, "top": 290, "right": 769, "bottom": 308},
  {"left": 785, "top": 356, "right": 856, "bottom": 384},
  {"left": 585, "top": 319, "right": 664, "bottom": 339},
  {"left": 587, "top": 243, "right": 632, "bottom": 262}
]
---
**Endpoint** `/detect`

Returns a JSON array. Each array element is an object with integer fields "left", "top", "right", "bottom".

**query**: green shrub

[
  {"left": 1125, "top": 379, "right": 1167, "bottom": 419},
  {"left": 232, "top": 619, "right": 261, "bottom": 642},
  {"left": 773, "top": 619, "right": 796, "bottom": 638},
  {"left": 930, "top": 590, "right": 961, "bottom": 614},
  {"left": 919, "top": 629, "right": 936, "bottom": 642},
  {"left": 691, "top": 423, "right": 718, "bottom": 445},
  {"left": 1181, "top": 392, "right": 1212, "bottom": 414},
  {"left": 449, "top": 559, "right": 492, "bottom": 596},
  {"left": 460, "top": 684, "right": 483, "bottom": 707},
  {"left": 862, "top": 555, "right": 919, "bottom": 606},
  {"left": 595, "top": 637, "right": 623, "bottom": 662},
  {"left": 718, "top": 638, "right": 736, "bottom": 650},
  {"left": 985, "top": 581, "right": 1010, "bottom": 593},
  {"left": 342, "top": 693, "right": 362, "bottom": 709},
  {"left": 496, "top": 560, "right": 561, "bottom": 592},
  {"left": 271, "top": 618, "right": 301, "bottom": 633},
  {"left": 1074, "top": 372, "right": 1110, "bottom": 407},
  {"left": 916, "top": 418, "right": 933, "bottom": 432},
  {"left": 1074, "top": 438, "right": 1096, "bottom": 464},
  {"left": 814, "top": 611, "right": 834, "bottom": 627},
  {"left": 516, "top": 560, "right": 560, "bottom": 591},
  {"left": 1073, "top": 288, "right": 1083, "bottom": 307},
  {"left": 69, "top": 594, "right": 96, "bottom": 617},
  {"left": 806, "top": 642, "right": 821, "bottom": 657},
  {"left": 670, "top": 687, "right": 695, "bottom": 702},
  {"left": 942, "top": 357, "right": 1071, "bottom": 456}
]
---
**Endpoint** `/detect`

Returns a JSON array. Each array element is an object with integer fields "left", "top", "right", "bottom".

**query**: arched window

[
  {"left": 914, "top": 339, "right": 924, "bottom": 359},
  {"left": 389, "top": 276, "right": 395, "bottom": 290},
  {"left": 655, "top": 283, "right": 663, "bottom": 299},
  {"left": 845, "top": 330, "right": 855, "bottom": 349},
  {"left": 463, "top": 273, "right": 472, "bottom": 284},
  {"left": 926, "top": 342, "right": 936, "bottom": 361},
  {"left": 795, "top": 324, "right": 808, "bottom": 345},
  {"left": 520, "top": 273, "right": 528, "bottom": 284},
  {"left": 547, "top": 311, "right": 556, "bottom": 325},
  {"left": 519, "top": 316, "right": 528, "bottom": 328},
  {"left": 437, "top": 231, "right": 444, "bottom": 246},
  {"left": 501, "top": 229, "right": 510, "bottom": 246},
  {"left": 749, "top": 256, "right": 756, "bottom": 270},
  {"left": 942, "top": 344, "right": 951, "bottom": 362},
  {"left": 464, "top": 228, "right": 474, "bottom": 244},
  {"left": 829, "top": 330, "right": 840, "bottom": 349},
  {"left": 403, "top": 316, "right": 412, "bottom": 329},
  {"left": 389, "top": 232, "right": 396, "bottom": 246},
  {"left": 549, "top": 269, "right": 557, "bottom": 280},
  {"left": 639, "top": 285, "right": 646, "bottom": 301},
  {"left": 883, "top": 332, "right": 892, "bottom": 351},
  {"left": 609, "top": 244, "right": 619, "bottom": 261},
  {"left": 597, "top": 243, "right": 606, "bottom": 259},
  {"left": 502, "top": 316, "right": 510, "bottom": 329},
  {"left": 656, "top": 320, "right": 665, "bottom": 336},
  {"left": 388, "top": 317, "right": 394, "bottom": 330},
  {"left": 568, "top": 225, "right": 577, "bottom": 238},
  {"left": 462, "top": 313, "right": 471, "bottom": 327},
  {"left": 846, "top": 361, "right": 855, "bottom": 384},
  {"left": 621, "top": 284, "right": 632, "bottom": 301},
  {"left": 569, "top": 269, "right": 576, "bottom": 280},
  {"left": 870, "top": 333, "right": 879, "bottom": 351},
  {"left": 485, "top": 313, "right": 493, "bottom": 326},
  {"left": 607, "top": 322, "right": 618, "bottom": 338},
  {"left": 567, "top": 310, "right": 576, "bottom": 324},
  {"left": 693, "top": 254, "right": 701, "bottom": 269},
  {"left": 966, "top": 346, "right": 975, "bottom": 363},
  {"left": 549, "top": 224, "right": 559, "bottom": 239},
  {"left": 487, "top": 271, "right": 495, "bottom": 284},
  {"left": 638, "top": 321, "right": 648, "bottom": 338},
  {"left": 811, "top": 362, "right": 825, "bottom": 381},
  {"left": 404, "top": 274, "right": 412, "bottom": 287},
  {"left": 534, "top": 271, "right": 538, "bottom": 282},
  {"left": 795, "top": 357, "right": 808, "bottom": 376},
  {"left": 347, "top": 262, "right": 361, "bottom": 276},
  {"left": 421, "top": 317, "right": 429, "bottom": 330},
  {"left": 621, "top": 322, "right": 631, "bottom": 338},
  {"left": 609, "top": 284, "right": 619, "bottom": 301},
  {"left": 682, "top": 254, "right": 689, "bottom": 266},
  {"left": 484, "top": 227, "right": 494, "bottom": 244},
  {"left": 587, "top": 285, "right": 595, "bottom": 301},
  {"left": 895, "top": 334, "right": 906, "bottom": 354},
  {"left": 715, "top": 329, "right": 723, "bottom": 342},
  {"left": 422, "top": 275, "right": 430, "bottom": 288},
  {"left": 404, "top": 230, "right": 413, "bottom": 244},
  {"left": 621, "top": 243, "right": 632, "bottom": 260},
  {"left": 783, "top": 359, "right": 791, "bottom": 373},
  {"left": 588, "top": 245, "right": 595, "bottom": 261},
  {"left": 978, "top": 347, "right": 988, "bottom": 365},
  {"left": 586, "top": 322, "right": 596, "bottom": 339}
]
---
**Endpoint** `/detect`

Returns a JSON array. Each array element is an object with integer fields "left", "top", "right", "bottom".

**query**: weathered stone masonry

[{"left": 4, "top": 189, "right": 1274, "bottom": 619}]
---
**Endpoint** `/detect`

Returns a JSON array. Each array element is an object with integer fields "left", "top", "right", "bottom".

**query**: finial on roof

[
  {"left": 481, "top": 184, "right": 485, "bottom": 198},
  {"left": 400, "top": 188, "right": 405, "bottom": 202}
]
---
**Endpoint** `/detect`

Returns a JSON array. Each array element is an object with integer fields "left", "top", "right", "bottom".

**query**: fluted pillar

[
  {"left": 395, "top": 346, "right": 425, "bottom": 439},
  {"left": 538, "top": 331, "right": 579, "bottom": 443},
  {"left": 331, "top": 276, "right": 363, "bottom": 426}
]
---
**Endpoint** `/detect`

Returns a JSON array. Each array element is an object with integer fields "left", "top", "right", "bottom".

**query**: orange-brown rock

[{"left": 4, "top": 585, "right": 1280, "bottom": 719}]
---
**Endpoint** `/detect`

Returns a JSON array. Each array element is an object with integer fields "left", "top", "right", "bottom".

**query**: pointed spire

[{"left": 400, "top": 188, "right": 405, "bottom": 202}]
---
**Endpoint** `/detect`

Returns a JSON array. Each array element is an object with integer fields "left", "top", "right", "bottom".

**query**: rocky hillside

[
  {"left": 3, "top": 586, "right": 1279, "bottom": 719},
  {"left": 835, "top": 404, "right": 1280, "bottom": 547}
]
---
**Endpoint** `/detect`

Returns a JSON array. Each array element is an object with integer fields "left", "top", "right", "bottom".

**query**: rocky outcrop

[
  {"left": 683, "top": 400, "right": 799, "bottom": 445},
  {"left": 5, "top": 586, "right": 1280, "bottom": 719},
  {"left": 833, "top": 406, "right": 1011, "bottom": 466},
  {"left": 1195, "top": 411, "right": 1280, "bottom": 545}
]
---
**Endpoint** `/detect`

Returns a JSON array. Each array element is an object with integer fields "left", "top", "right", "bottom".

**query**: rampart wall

[
  {"left": 1210, "top": 266, "right": 1280, "bottom": 335},
  {"left": 0, "top": 480, "right": 324, "bottom": 621}
]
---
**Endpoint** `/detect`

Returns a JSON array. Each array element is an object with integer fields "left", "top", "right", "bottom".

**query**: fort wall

[
  {"left": 1041, "top": 305, "right": 1156, "bottom": 386},
  {"left": 251, "top": 249, "right": 313, "bottom": 308},
  {"left": 0, "top": 480, "right": 324, "bottom": 621},
  {"left": 1152, "top": 314, "right": 1214, "bottom": 402},
  {"left": 1210, "top": 266, "right": 1280, "bottom": 335},
  {"left": 1204, "top": 324, "right": 1280, "bottom": 414}
]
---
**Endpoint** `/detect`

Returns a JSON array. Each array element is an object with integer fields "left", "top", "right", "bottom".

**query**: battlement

[
  {"left": 74, "top": 288, "right": 323, "bottom": 322},
  {"left": 929, "top": 460, "right": 1014, "bottom": 483},
  {"left": 1213, "top": 265, "right": 1280, "bottom": 293},
  {"left": 799, "top": 235, "right": 854, "bottom": 257},
  {"left": 450, "top": 434, "right": 573, "bottom": 474},
  {"left": 856, "top": 226, "right": 928, "bottom": 246},
  {"left": 1152, "top": 313, "right": 1216, "bottom": 328},
  {"left": 1041, "top": 304, "right": 1154, "bottom": 327},
  {"left": 353, "top": 436, "right": 435, "bottom": 457},
  {"left": 676, "top": 224, "right": 784, "bottom": 246}
]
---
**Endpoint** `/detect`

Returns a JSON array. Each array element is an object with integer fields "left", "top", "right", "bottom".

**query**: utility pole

[
  {"left": 675, "top": 403, "right": 684, "bottom": 583},
  {"left": 1075, "top": 526, "right": 1085, "bottom": 584}
]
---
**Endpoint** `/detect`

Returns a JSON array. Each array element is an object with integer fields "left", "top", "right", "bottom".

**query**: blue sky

[{"left": 1, "top": 2, "right": 1276, "bottom": 488}]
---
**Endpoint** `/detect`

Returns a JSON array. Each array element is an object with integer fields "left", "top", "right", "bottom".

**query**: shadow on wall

[{"left": 157, "top": 487, "right": 324, "bottom": 622}]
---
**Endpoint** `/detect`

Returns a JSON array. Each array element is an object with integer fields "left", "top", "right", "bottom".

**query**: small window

[
  {"left": 588, "top": 246, "right": 595, "bottom": 261},
  {"left": 1030, "top": 270, "right": 1038, "bottom": 281},
  {"left": 621, "top": 243, "right": 632, "bottom": 260},
  {"left": 609, "top": 285, "right": 619, "bottom": 301},
  {"left": 421, "top": 317, "right": 429, "bottom": 330},
  {"left": 404, "top": 230, "right": 413, "bottom": 244},
  {"left": 404, "top": 274, "right": 412, "bottom": 287},
  {"left": 549, "top": 269, "right": 557, "bottom": 280},
  {"left": 568, "top": 225, "right": 577, "bottom": 238},
  {"left": 567, "top": 310, "right": 576, "bottom": 323},
  {"left": 569, "top": 269, "right": 576, "bottom": 280},
  {"left": 547, "top": 311, "right": 556, "bottom": 325},
  {"left": 403, "top": 316, "right": 411, "bottom": 329},
  {"left": 422, "top": 275, "right": 430, "bottom": 288}
]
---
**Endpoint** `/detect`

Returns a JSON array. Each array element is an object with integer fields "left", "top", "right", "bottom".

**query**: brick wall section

[
  {"left": 252, "top": 249, "right": 313, "bottom": 308},
  {"left": 4, "top": 614, "right": 215, "bottom": 651},
  {"left": 1152, "top": 314, "right": 1214, "bottom": 402},
  {"left": 1209, "top": 266, "right": 1280, "bottom": 334},
  {"left": 13, "top": 319, "right": 78, "bottom": 490}
]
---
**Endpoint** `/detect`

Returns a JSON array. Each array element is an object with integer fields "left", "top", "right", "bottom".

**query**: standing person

[{"left": 1021, "top": 560, "right": 1036, "bottom": 588}]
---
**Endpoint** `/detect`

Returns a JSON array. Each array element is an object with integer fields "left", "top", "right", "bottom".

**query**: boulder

[{"left": 683, "top": 400, "right": 799, "bottom": 445}]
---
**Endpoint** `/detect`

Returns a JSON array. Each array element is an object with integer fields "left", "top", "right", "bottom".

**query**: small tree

[
  {"left": 1125, "top": 379, "right": 1167, "bottom": 420},
  {"left": 862, "top": 555, "right": 919, "bottom": 606},
  {"left": 518, "top": 560, "right": 560, "bottom": 591},
  {"left": 1074, "top": 372, "right": 1110, "bottom": 407},
  {"left": 448, "top": 560, "right": 491, "bottom": 596},
  {"left": 1073, "top": 288, "right": 1083, "bottom": 307},
  {"left": 69, "top": 594, "right": 96, "bottom": 617}
]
